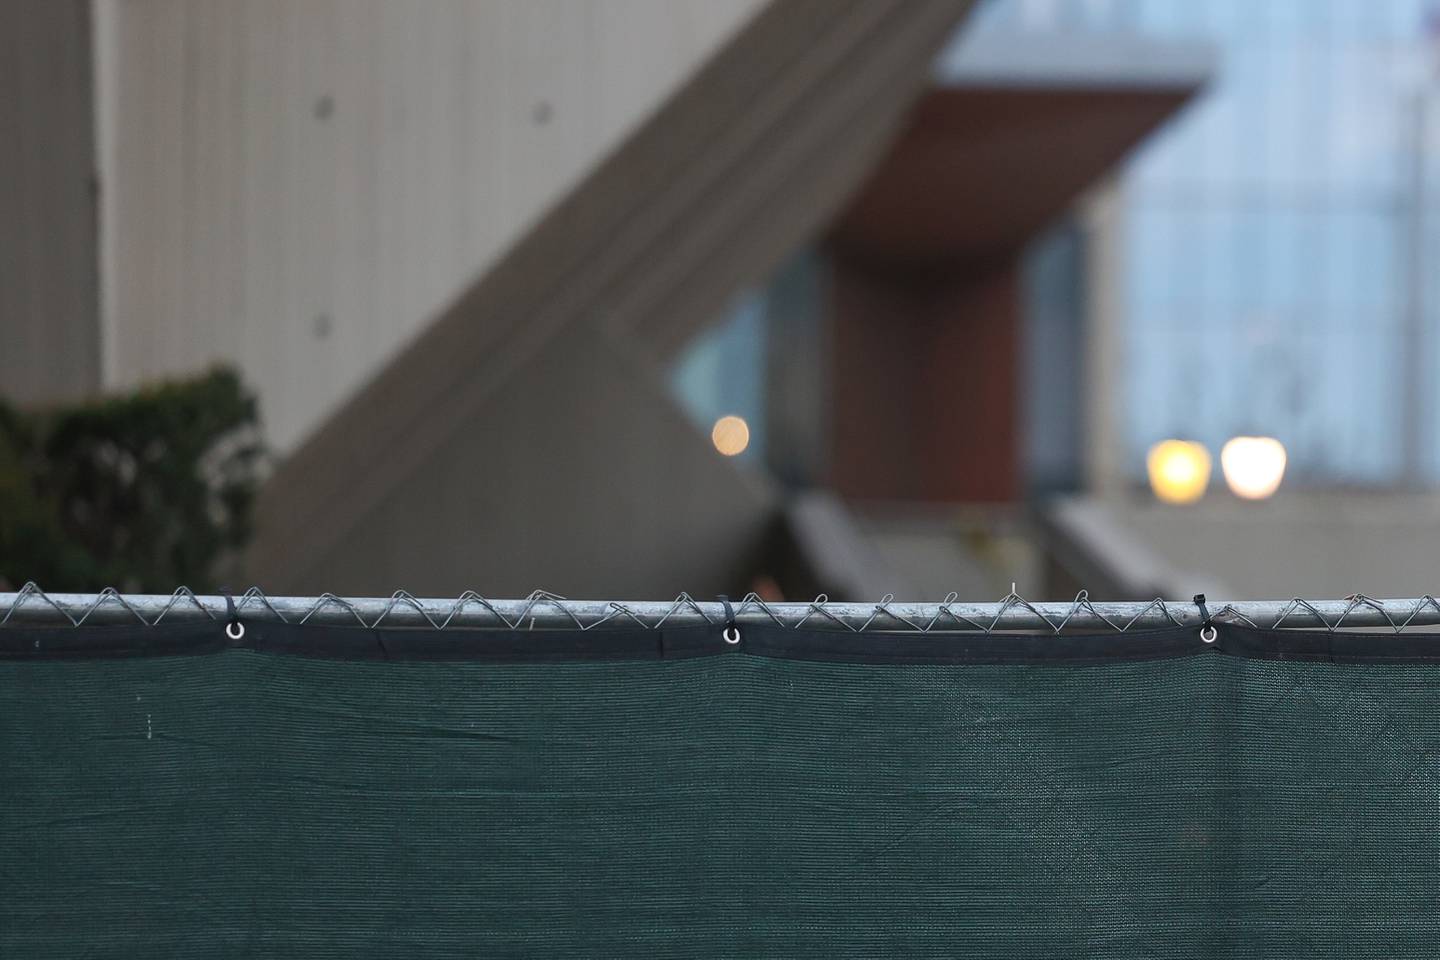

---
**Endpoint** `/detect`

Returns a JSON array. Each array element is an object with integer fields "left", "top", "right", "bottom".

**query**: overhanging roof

[{"left": 829, "top": 33, "right": 1212, "bottom": 269}]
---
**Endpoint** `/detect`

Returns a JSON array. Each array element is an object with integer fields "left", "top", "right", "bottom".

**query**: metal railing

[{"left": 4, "top": 583, "right": 1440, "bottom": 633}]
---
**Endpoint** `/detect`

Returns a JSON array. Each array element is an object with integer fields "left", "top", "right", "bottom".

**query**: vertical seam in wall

[{"left": 91, "top": 0, "right": 118, "bottom": 390}]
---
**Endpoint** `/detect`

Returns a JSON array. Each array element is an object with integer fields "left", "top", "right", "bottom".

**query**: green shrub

[{"left": 0, "top": 368, "right": 264, "bottom": 592}]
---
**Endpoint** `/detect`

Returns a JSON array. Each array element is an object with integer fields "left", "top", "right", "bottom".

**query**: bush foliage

[{"left": 0, "top": 368, "right": 264, "bottom": 592}]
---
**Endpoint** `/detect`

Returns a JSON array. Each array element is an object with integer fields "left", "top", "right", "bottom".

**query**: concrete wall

[
  {"left": 290, "top": 322, "right": 777, "bottom": 598},
  {"left": 1054, "top": 494, "right": 1440, "bottom": 601},
  {"left": 93, "top": 0, "right": 763, "bottom": 451},
  {"left": 0, "top": 0, "right": 100, "bottom": 407},
  {"left": 243, "top": 0, "right": 979, "bottom": 594}
]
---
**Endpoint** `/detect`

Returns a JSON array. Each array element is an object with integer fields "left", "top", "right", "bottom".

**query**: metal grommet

[
  {"left": 1200, "top": 625, "right": 1217, "bottom": 644},
  {"left": 225, "top": 621, "right": 245, "bottom": 641},
  {"left": 722, "top": 625, "right": 741, "bottom": 645}
]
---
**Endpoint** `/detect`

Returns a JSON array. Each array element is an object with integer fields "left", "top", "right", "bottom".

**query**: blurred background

[{"left": 4, "top": 0, "right": 1440, "bottom": 602}]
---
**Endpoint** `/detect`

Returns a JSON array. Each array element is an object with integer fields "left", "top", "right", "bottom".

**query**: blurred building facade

[
  {"left": 672, "top": 11, "right": 1209, "bottom": 599},
  {"left": 970, "top": 0, "right": 1440, "bottom": 600},
  {"left": 672, "top": 0, "right": 1440, "bottom": 602},
  {"left": 13, "top": 0, "right": 1438, "bottom": 603},
  {"left": 2, "top": 0, "right": 981, "bottom": 597},
  {"left": 972, "top": 0, "right": 1440, "bottom": 489}
]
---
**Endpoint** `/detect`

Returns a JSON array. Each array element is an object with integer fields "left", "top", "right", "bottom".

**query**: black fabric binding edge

[{"left": 4, "top": 621, "right": 1440, "bottom": 665}]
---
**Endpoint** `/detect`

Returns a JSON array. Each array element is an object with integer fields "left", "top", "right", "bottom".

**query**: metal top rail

[{"left": 3, "top": 584, "right": 1440, "bottom": 633}]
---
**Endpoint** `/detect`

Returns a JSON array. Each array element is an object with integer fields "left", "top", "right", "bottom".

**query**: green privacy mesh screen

[{"left": 3, "top": 620, "right": 1440, "bottom": 958}]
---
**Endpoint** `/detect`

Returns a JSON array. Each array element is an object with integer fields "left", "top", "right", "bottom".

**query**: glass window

[{"left": 970, "top": 0, "right": 1432, "bottom": 486}]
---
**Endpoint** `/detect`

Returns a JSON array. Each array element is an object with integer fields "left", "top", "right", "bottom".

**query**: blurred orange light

[
  {"left": 711, "top": 415, "right": 750, "bottom": 456},
  {"left": 1146, "top": 440, "right": 1211, "bottom": 505}
]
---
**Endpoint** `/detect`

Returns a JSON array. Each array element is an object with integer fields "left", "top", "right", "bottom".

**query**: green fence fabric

[{"left": 3, "top": 621, "right": 1440, "bottom": 958}]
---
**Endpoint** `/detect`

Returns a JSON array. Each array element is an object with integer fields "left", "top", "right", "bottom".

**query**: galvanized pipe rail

[{"left": 3, "top": 585, "right": 1439, "bottom": 632}]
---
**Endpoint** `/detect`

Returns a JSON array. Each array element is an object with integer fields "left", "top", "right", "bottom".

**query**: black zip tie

[
  {"left": 1193, "top": 594, "right": 1211, "bottom": 625},
  {"left": 221, "top": 588, "right": 245, "bottom": 642},
  {"left": 717, "top": 595, "right": 740, "bottom": 646},
  {"left": 1194, "top": 593, "right": 1217, "bottom": 644}
]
